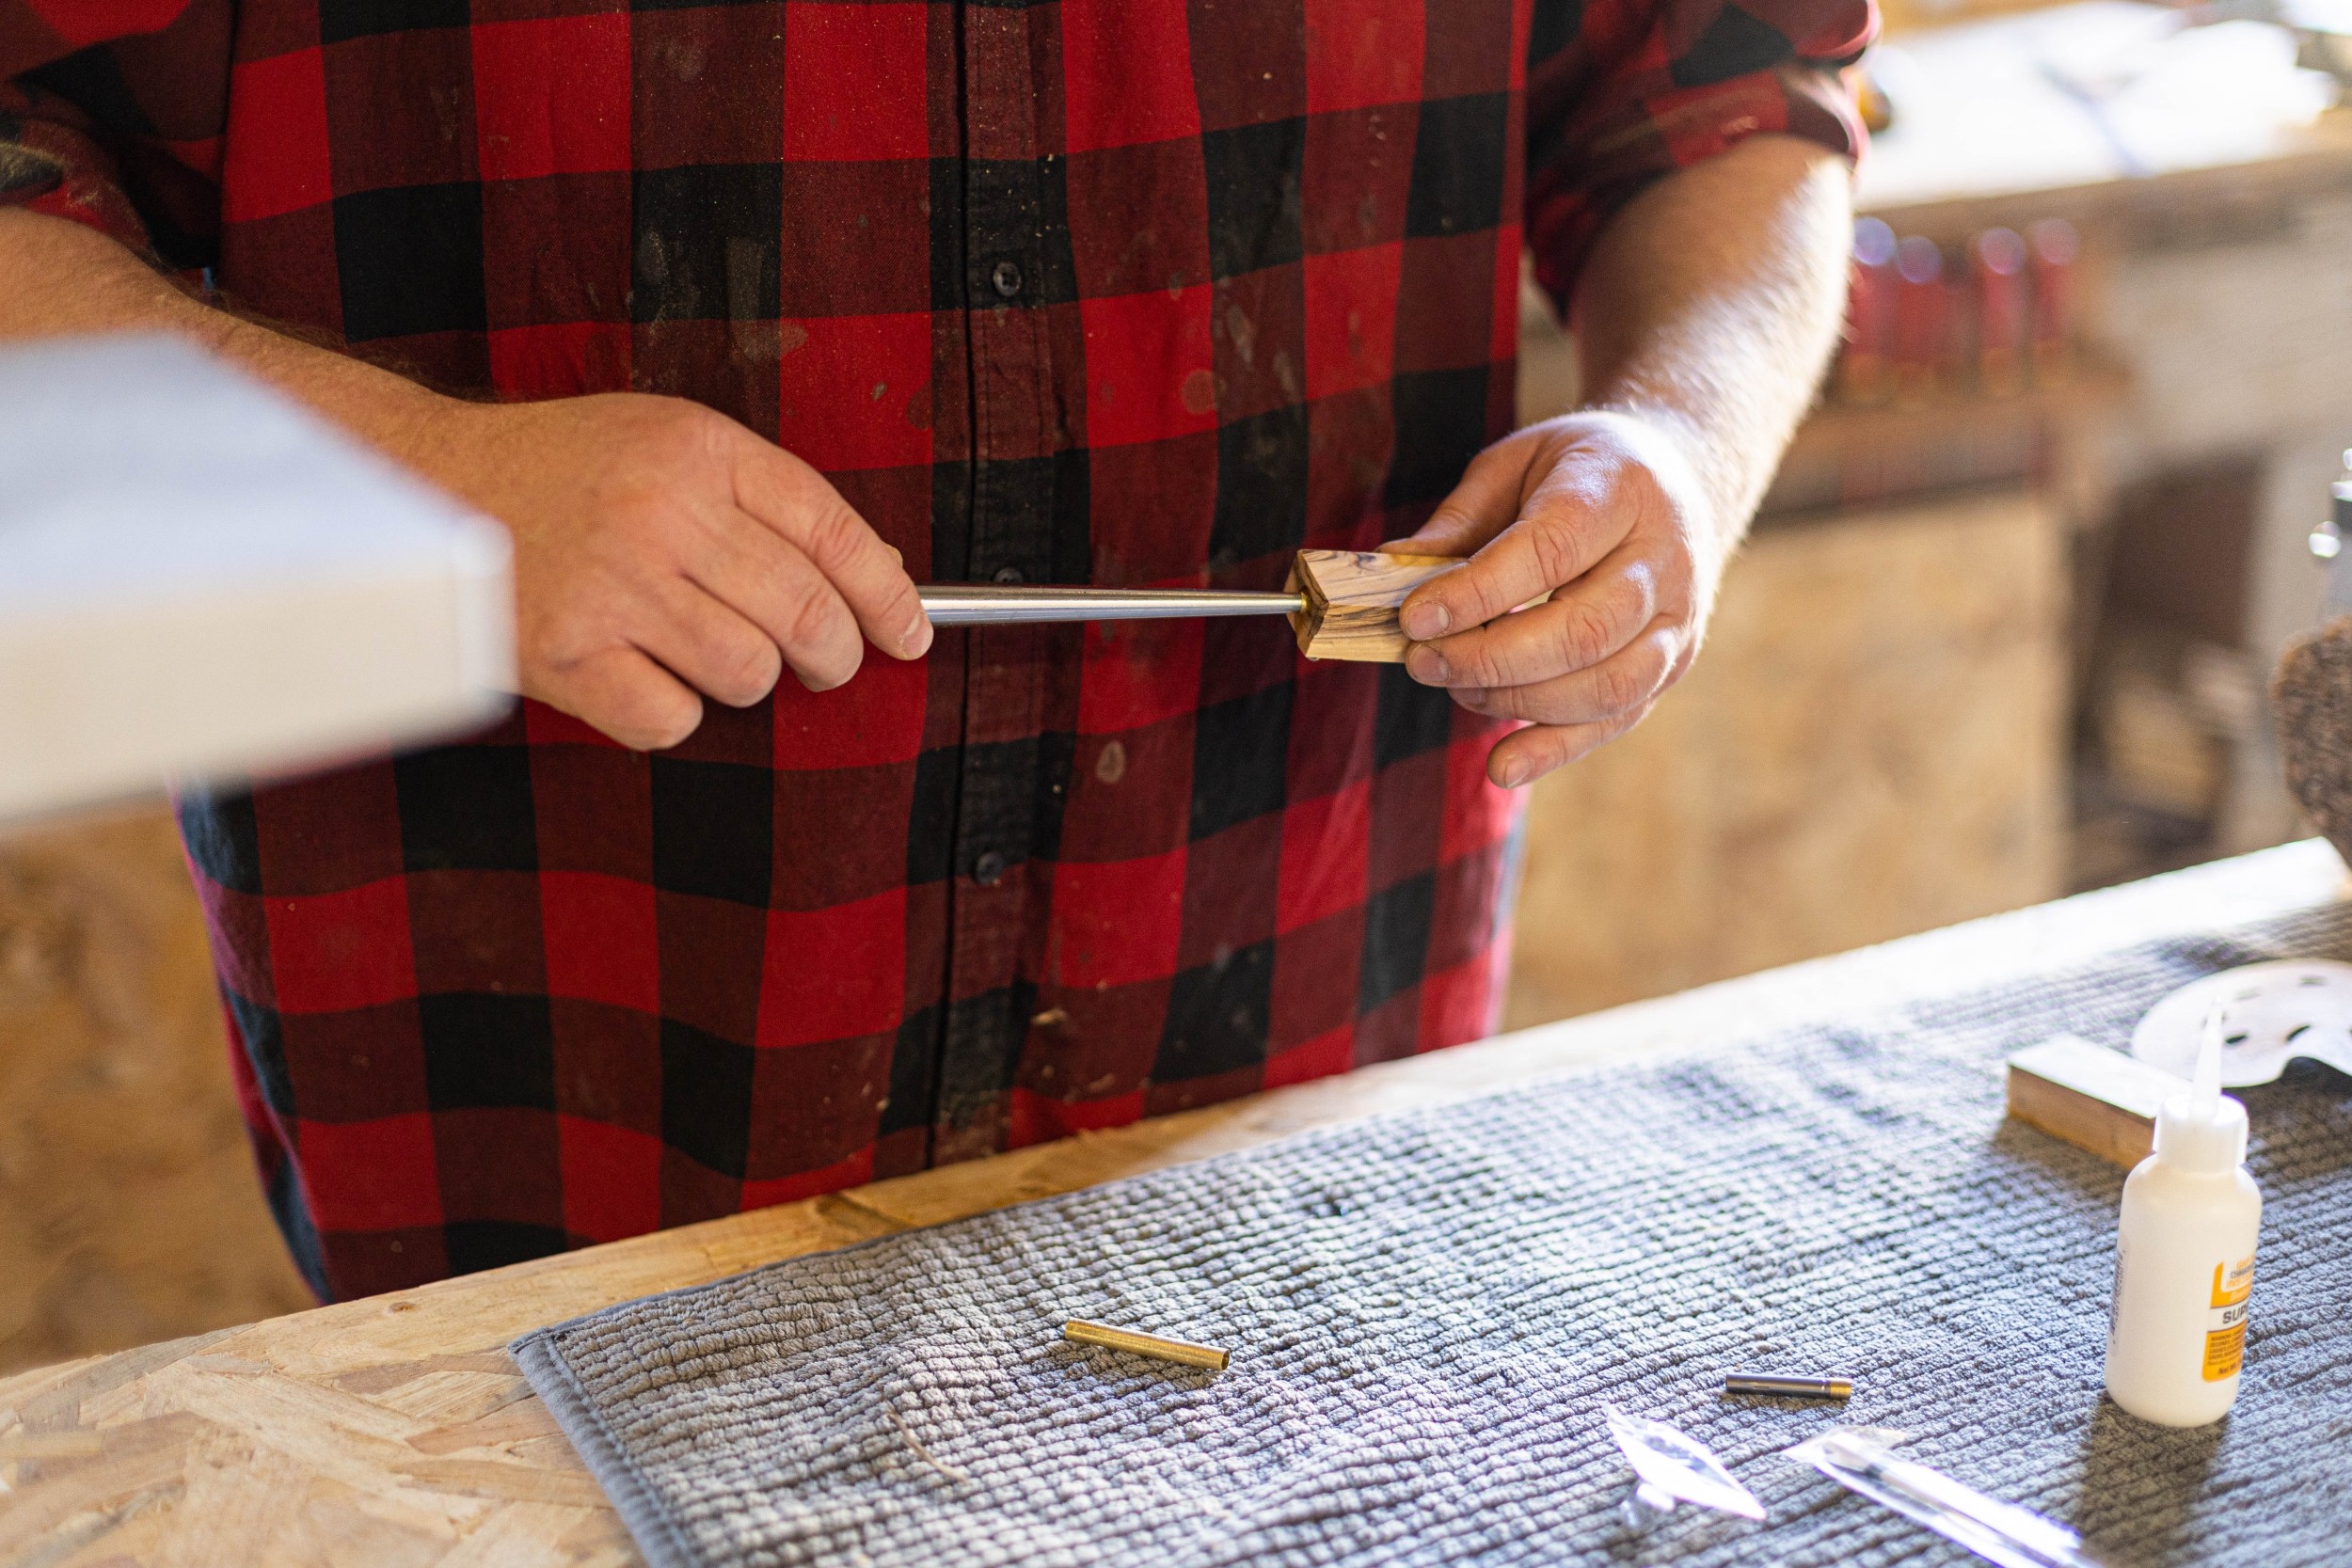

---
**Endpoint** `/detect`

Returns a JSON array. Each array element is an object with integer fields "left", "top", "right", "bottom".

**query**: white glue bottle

[{"left": 2103, "top": 1013, "right": 2260, "bottom": 1426}]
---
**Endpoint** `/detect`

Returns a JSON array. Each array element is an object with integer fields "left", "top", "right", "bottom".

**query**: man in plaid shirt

[{"left": 1, "top": 0, "right": 1871, "bottom": 1302}]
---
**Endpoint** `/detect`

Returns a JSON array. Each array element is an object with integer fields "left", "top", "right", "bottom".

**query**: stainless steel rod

[{"left": 919, "top": 584, "right": 1304, "bottom": 625}]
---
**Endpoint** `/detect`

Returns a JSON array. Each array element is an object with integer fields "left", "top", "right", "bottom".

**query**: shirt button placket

[{"left": 938, "top": 12, "right": 1060, "bottom": 1167}]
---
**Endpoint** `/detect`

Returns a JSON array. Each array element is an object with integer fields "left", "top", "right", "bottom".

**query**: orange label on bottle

[{"left": 2202, "top": 1255, "right": 2254, "bottom": 1382}]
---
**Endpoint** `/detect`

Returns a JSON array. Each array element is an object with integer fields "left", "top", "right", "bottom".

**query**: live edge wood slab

[{"left": 2, "top": 842, "right": 2341, "bottom": 1568}]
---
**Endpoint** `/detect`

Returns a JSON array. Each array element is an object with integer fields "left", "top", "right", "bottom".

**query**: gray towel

[{"left": 515, "top": 911, "right": 2352, "bottom": 1567}]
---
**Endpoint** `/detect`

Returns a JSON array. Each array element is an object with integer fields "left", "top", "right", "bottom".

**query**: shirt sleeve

[
  {"left": 1524, "top": 0, "right": 1877, "bottom": 311},
  {"left": 2, "top": 1, "right": 224, "bottom": 267}
]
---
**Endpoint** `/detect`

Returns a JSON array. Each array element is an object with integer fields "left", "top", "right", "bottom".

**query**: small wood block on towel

[
  {"left": 1287, "top": 549, "right": 1466, "bottom": 662},
  {"left": 2005, "top": 1034, "right": 2188, "bottom": 1166}
]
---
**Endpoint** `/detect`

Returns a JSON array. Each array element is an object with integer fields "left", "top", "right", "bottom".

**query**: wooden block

[
  {"left": 1287, "top": 549, "right": 1466, "bottom": 662},
  {"left": 2004, "top": 1034, "right": 2187, "bottom": 1167}
]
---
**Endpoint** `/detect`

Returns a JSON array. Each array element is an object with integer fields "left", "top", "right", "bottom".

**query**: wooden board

[
  {"left": 0, "top": 338, "right": 513, "bottom": 825},
  {"left": 0, "top": 841, "right": 2341, "bottom": 1568},
  {"left": 1286, "top": 549, "right": 1464, "bottom": 661}
]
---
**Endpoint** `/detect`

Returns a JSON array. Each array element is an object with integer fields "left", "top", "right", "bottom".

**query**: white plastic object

[
  {"left": 1784, "top": 1427, "right": 2108, "bottom": 1568},
  {"left": 1602, "top": 1404, "right": 1765, "bottom": 1527},
  {"left": 2130, "top": 959, "right": 2352, "bottom": 1085},
  {"left": 2104, "top": 1013, "right": 2262, "bottom": 1427},
  {"left": 0, "top": 335, "right": 515, "bottom": 824}
]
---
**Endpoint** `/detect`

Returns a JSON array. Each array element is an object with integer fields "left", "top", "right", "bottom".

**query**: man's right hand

[
  {"left": 0, "top": 208, "right": 930, "bottom": 754},
  {"left": 386, "top": 393, "right": 931, "bottom": 752}
]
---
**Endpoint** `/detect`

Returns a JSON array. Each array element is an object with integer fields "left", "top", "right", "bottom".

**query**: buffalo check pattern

[{"left": 5, "top": 0, "right": 1871, "bottom": 1302}]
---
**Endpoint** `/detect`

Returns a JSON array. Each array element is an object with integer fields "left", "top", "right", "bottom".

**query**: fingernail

[
  {"left": 1454, "top": 687, "right": 1486, "bottom": 709},
  {"left": 1401, "top": 600, "right": 1449, "bottom": 641},
  {"left": 795, "top": 653, "right": 863, "bottom": 692},
  {"left": 903, "top": 610, "right": 933, "bottom": 657},
  {"left": 1407, "top": 645, "right": 1449, "bottom": 685},
  {"left": 1496, "top": 757, "right": 1529, "bottom": 788}
]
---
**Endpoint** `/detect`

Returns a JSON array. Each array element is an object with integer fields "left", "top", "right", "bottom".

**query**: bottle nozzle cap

[
  {"left": 2153, "top": 1087, "right": 2248, "bottom": 1173},
  {"left": 2192, "top": 1007, "right": 2224, "bottom": 1115}
]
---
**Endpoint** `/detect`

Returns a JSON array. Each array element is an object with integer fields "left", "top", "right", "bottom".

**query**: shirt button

[
  {"left": 993, "top": 566, "right": 1025, "bottom": 584},
  {"left": 990, "top": 260, "right": 1025, "bottom": 299},
  {"left": 973, "top": 850, "right": 1009, "bottom": 886}
]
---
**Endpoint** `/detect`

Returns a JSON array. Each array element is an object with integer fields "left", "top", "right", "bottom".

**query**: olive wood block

[
  {"left": 2004, "top": 1033, "right": 2186, "bottom": 1167},
  {"left": 1286, "top": 549, "right": 1467, "bottom": 662}
]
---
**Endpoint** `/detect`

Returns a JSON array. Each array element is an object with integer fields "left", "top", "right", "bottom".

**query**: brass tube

[{"left": 1062, "top": 1319, "right": 1231, "bottom": 1370}]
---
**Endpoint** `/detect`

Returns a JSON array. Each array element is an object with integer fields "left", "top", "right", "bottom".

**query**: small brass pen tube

[
  {"left": 1724, "top": 1372, "right": 1853, "bottom": 1401},
  {"left": 1062, "top": 1319, "right": 1231, "bottom": 1371}
]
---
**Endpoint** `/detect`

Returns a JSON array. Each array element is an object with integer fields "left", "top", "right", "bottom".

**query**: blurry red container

[
  {"left": 1893, "top": 234, "right": 1946, "bottom": 403},
  {"left": 1973, "top": 227, "right": 2028, "bottom": 395},
  {"left": 2028, "top": 218, "right": 2079, "bottom": 380},
  {"left": 1841, "top": 217, "right": 1898, "bottom": 404}
]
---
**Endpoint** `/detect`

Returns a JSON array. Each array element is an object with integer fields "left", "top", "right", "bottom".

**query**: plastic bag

[{"left": 1603, "top": 1404, "right": 1766, "bottom": 1528}]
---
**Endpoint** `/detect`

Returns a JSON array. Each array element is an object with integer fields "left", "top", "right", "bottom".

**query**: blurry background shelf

[{"left": 1759, "top": 353, "right": 2131, "bottom": 517}]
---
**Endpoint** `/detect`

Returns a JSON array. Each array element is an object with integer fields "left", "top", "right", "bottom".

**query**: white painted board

[{"left": 0, "top": 335, "right": 516, "bottom": 822}]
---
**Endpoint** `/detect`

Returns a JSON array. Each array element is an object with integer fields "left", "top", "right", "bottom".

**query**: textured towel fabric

[{"left": 514, "top": 910, "right": 2352, "bottom": 1568}]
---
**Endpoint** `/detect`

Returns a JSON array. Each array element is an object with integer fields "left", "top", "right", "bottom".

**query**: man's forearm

[
  {"left": 1569, "top": 134, "right": 1854, "bottom": 546},
  {"left": 0, "top": 207, "right": 446, "bottom": 454}
]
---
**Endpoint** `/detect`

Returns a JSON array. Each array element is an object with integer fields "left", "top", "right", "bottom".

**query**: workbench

[{"left": 2, "top": 840, "right": 2343, "bottom": 1566}]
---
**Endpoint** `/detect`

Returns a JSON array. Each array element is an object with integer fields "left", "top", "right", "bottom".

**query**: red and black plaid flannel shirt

[{"left": 3, "top": 0, "right": 1870, "bottom": 1303}]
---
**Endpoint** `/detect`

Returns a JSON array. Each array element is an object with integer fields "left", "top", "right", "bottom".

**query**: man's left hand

[{"left": 1395, "top": 409, "right": 1727, "bottom": 789}]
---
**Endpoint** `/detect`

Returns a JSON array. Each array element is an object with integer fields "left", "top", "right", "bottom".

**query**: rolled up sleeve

[
  {"left": 3, "top": 0, "right": 223, "bottom": 265},
  {"left": 1524, "top": 0, "right": 1877, "bottom": 310}
]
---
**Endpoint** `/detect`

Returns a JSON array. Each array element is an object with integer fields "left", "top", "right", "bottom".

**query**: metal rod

[
  {"left": 1724, "top": 1371, "right": 1853, "bottom": 1401},
  {"left": 1062, "top": 1319, "right": 1231, "bottom": 1370},
  {"left": 919, "top": 584, "right": 1304, "bottom": 626}
]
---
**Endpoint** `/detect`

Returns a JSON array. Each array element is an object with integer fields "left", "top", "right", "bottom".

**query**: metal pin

[
  {"left": 921, "top": 584, "right": 1304, "bottom": 626},
  {"left": 1724, "top": 1372, "right": 1853, "bottom": 1401},
  {"left": 1062, "top": 1319, "right": 1231, "bottom": 1371}
]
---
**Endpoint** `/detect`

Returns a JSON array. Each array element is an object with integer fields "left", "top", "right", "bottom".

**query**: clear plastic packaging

[
  {"left": 1783, "top": 1427, "right": 2110, "bottom": 1568},
  {"left": 1603, "top": 1404, "right": 1766, "bottom": 1528}
]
